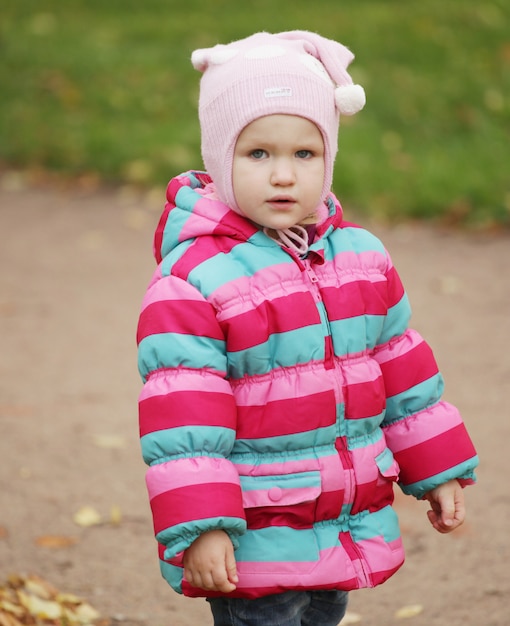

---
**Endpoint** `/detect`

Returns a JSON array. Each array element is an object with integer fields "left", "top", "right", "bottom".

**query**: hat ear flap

[{"left": 334, "top": 84, "right": 366, "bottom": 115}]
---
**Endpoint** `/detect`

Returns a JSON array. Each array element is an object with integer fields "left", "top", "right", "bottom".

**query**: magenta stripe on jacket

[
  {"left": 171, "top": 237, "right": 238, "bottom": 280},
  {"left": 393, "top": 422, "right": 478, "bottom": 485},
  {"left": 151, "top": 482, "right": 244, "bottom": 534},
  {"left": 140, "top": 389, "right": 237, "bottom": 436},
  {"left": 377, "top": 337, "right": 439, "bottom": 398},
  {"left": 236, "top": 390, "right": 336, "bottom": 439},
  {"left": 221, "top": 292, "right": 322, "bottom": 352},
  {"left": 137, "top": 298, "right": 224, "bottom": 343}
]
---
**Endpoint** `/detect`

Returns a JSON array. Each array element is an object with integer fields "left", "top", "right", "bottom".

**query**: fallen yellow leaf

[
  {"left": 395, "top": 604, "right": 424, "bottom": 619},
  {"left": 56, "top": 592, "right": 82, "bottom": 605},
  {"left": 110, "top": 504, "right": 122, "bottom": 525},
  {"left": 72, "top": 601, "right": 101, "bottom": 623},
  {"left": 341, "top": 611, "right": 362, "bottom": 624},
  {"left": 0, "top": 574, "right": 102, "bottom": 626},
  {"left": 0, "top": 599, "right": 24, "bottom": 617},
  {"left": 23, "top": 576, "right": 57, "bottom": 600},
  {"left": 16, "top": 590, "right": 62, "bottom": 620},
  {"left": 0, "top": 611, "right": 23, "bottom": 626},
  {"left": 35, "top": 534, "right": 79, "bottom": 548},
  {"left": 92, "top": 434, "right": 127, "bottom": 449},
  {"left": 73, "top": 506, "right": 102, "bottom": 527}
]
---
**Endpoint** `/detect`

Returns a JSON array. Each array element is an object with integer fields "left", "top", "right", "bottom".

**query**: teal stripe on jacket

[
  {"left": 384, "top": 374, "right": 444, "bottom": 423},
  {"left": 235, "top": 527, "right": 320, "bottom": 563},
  {"left": 329, "top": 315, "right": 386, "bottom": 354},
  {"left": 378, "top": 293, "right": 412, "bottom": 344},
  {"left": 227, "top": 325, "right": 324, "bottom": 378},
  {"left": 160, "top": 560, "right": 184, "bottom": 594},
  {"left": 141, "top": 425, "right": 236, "bottom": 465},
  {"left": 158, "top": 516, "right": 246, "bottom": 556},
  {"left": 232, "top": 425, "right": 337, "bottom": 457},
  {"left": 160, "top": 192, "right": 200, "bottom": 257},
  {"left": 138, "top": 333, "right": 227, "bottom": 379},
  {"left": 315, "top": 506, "right": 401, "bottom": 550},
  {"left": 400, "top": 459, "right": 479, "bottom": 498},
  {"left": 343, "top": 427, "right": 384, "bottom": 450},
  {"left": 187, "top": 238, "right": 292, "bottom": 298},
  {"left": 325, "top": 225, "right": 386, "bottom": 259},
  {"left": 351, "top": 506, "right": 401, "bottom": 543},
  {"left": 160, "top": 238, "right": 195, "bottom": 276}
]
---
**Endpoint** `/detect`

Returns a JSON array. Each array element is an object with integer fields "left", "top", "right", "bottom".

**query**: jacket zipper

[
  {"left": 336, "top": 438, "right": 370, "bottom": 587},
  {"left": 301, "top": 258, "right": 335, "bottom": 369},
  {"left": 301, "top": 256, "right": 369, "bottom": 586}
]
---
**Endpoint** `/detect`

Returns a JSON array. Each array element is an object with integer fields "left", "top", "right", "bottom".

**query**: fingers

[
  {"left": 226, "top": 550, "right": 239, "bottom": 585},
  {"left": 183, "top": 531, "right": 238, "bottom": 593},
  {"left": 425, "top": 480, "right": 466, "bottom": 534},
  {"left": 427, "top": 509, "right": 462, "bottom": 533},
  {"left": 427, "top": 508, "right": 454, "bottom": 533},
  {"left": 184, "top": 565, "right": 237, "bottom": 593}
]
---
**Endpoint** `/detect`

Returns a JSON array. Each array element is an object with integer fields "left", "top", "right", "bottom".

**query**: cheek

[
  {"left": 232, "top": 165, "right": 256, "bottom": 211},
  {"left": 234, "top": 163, "right": 262, "bottom": 194},
  {"left": 308, "top": 164, "right": 326, "bottom": 201},
  {"left": 232, "top": 163, "right": 245, "bottom": 201},
  {"left": 313, "top": 165, "right": 324, "bottom": 187}
]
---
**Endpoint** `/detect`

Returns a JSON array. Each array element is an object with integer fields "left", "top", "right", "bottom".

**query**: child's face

[{"left": 232, "top": 115, "right": 325, "bottom": 230}]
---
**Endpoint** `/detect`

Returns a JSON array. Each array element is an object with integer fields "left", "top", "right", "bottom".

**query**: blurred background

[{"left": 1, "top": 0, "right": 509, "bottom": 227}]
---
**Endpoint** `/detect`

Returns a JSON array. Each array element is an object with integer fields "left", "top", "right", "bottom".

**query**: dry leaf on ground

[
  {"left": 35, "top": 535, "right": 79, "bottom": 549},
  {"left": 73, "top": 506, "right": 102, "bottom": 527},
  {"left": 341, "top": 611, "right": 363, "bottom": 624},
  {"left": 395, "top": 604, "right": 424, "bottom": 619},
  {"left": 109, "top": 505, "right": 122, "bottom": 526},
  {"left": 17, "top": 591, "right": 62, "bottom": 620},
  {"left": 0, "top": 574, "right": 102, "bottom": 625},
  {"left": 92, "top": 434, "right": 127, "bottom": 450}
]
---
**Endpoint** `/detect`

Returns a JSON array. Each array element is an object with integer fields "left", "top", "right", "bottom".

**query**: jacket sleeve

[
  {"left": 372, "top": 251, "right": 478, "bottom": 499},
  {"left": 137, "top": 269, "right": 246, "bottom": 560}
]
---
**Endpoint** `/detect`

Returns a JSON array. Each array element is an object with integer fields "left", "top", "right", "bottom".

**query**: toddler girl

[{"left": 137, "top": 31, "right": 478, "bottom": 626}]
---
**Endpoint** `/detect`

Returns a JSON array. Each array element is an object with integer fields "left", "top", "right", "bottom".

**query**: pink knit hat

[{"left": 191, "top": 30, "right": 365, "bottom": 214}]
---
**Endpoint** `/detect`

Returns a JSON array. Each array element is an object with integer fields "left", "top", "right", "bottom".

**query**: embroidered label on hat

[{"left": 264, "top": 87, "right": 292, "bottom": 98}]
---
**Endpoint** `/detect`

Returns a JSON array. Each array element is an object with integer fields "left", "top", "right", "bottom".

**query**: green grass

[{"left": 1, "top": 0, "right": 509, "bottom": 226}]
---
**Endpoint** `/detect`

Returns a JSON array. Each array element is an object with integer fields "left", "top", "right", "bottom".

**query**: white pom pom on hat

[{"left": 335, "top": 83, "right": 366, "bottom": 116}]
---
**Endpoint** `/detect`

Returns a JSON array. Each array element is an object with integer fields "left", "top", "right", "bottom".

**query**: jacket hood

[{"left": 153, "top": 171, "right": 344, "bottom": 264}]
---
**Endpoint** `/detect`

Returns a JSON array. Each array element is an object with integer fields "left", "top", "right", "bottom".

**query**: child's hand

[
  {"left": 423, "top": 479, "right": 465, "bottom": 533},
  {"left": 183, "top": 530, "right": 238, "bottom": 593}
]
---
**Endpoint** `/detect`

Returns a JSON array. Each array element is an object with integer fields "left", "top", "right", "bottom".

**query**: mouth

[{"left": 266, "top": 195, "right": 296, "bottom": 209}]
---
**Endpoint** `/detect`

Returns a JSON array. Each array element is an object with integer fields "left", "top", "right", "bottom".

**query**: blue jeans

[{"left": 207, "top": 589, "right": 349, "bottom": 626}]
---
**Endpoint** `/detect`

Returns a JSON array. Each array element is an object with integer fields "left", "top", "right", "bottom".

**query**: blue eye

[
  {"left": 251, "top": 149, "right": 266, "bottom": 159},
  {"left": 296, "top": 150, "right": 312, "bottom": 158}
]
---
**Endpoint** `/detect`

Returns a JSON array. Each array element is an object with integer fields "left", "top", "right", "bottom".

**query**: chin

[{"left": 264, "top": 215, "right": 302, "bottom": 229}]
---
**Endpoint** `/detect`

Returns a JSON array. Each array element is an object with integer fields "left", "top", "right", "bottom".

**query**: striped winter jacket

[{"left": 137, "top": 171, "right": 478, "bottom": 599}]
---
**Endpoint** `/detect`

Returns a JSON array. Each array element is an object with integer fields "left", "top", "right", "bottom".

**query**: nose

[{"left": 270, "top": 158, "right": 295, "bottom": 186}]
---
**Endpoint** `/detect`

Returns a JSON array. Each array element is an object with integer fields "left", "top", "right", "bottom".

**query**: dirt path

[{"left": 0, "top": 185, "right": 508, "bottom": 626}]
